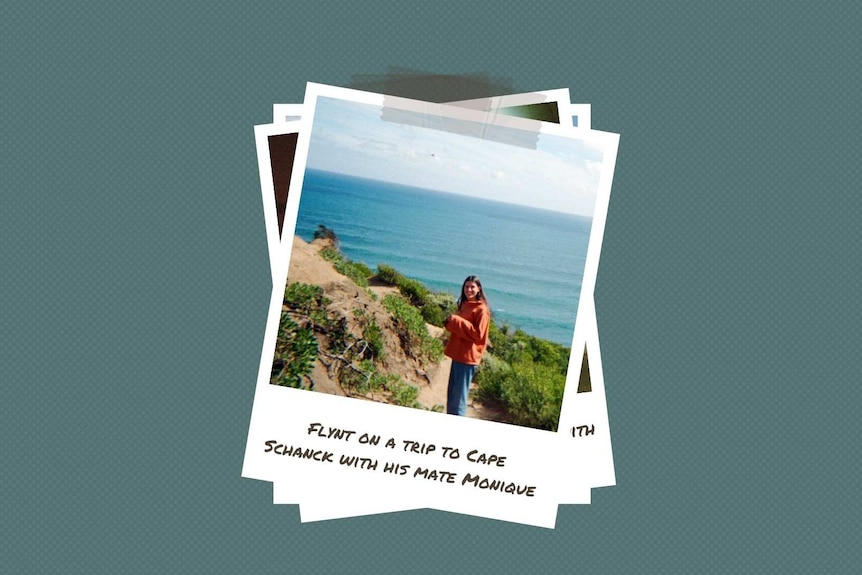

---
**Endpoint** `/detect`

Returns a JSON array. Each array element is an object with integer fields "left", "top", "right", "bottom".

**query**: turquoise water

[{"left": 293, "top": 169, "right": 592, "bottom": 347}]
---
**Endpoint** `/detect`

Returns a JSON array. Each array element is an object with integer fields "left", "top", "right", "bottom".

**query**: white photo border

[
  {"left": 268, "top": 95, "right": 607, "bottom": 519},
  {"left": 244, "top": 84, "right": 619, "bottom": 527}
]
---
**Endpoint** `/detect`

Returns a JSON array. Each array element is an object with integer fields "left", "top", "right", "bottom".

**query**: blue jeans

[{"left": 447, "top": 360, "right": 478, "bottom": 416}]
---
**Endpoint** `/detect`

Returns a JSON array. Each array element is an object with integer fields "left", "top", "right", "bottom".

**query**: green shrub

[
  {"left": 270, "top": 314, "right": 318, "bottom": 388},
  {"left": 375, "top": 264, "right": 401, "bottom": 286},
  {"left": 487, "top": 320, "right": 506, "bottom": 349},
  {"left": 352, "top": 261, "right": 374, "bottom": 279},
  {"left": 474, "top": 353, "right": 512, "bottom": 403},
  {"left": 363, "top": 318, "right": 386, "bottom": 361},
  {"left": 499, "top": 361, "right": 565, "bottom": 431},
  {"left": 420, "top": 292, "right": 457, "bottom": 327},
  {"left": 398, "top": 277, "right": 429, "bottom": 305},
  {"left": 382, "top": 294, "right": 443, "bottom": 363},
  {"left": 353, "top": 309, "right": 386, "bottom": 362},
  {"left": 381, "top": 294, "right": 424, "bottom": 335},
  {"left": 340, "top": 365, "right": 420, "bottom": 409},
  {"left": 368, "top": 370, "right": 396, "bottom": 395},
  {"left": 320, "top": 247, "right": 372, "bottom": 287},
  {"left": 284, "top": 282, "right": 331, "bottom": 327},
  {"left": 337, "top": 359, "right": 386, "bottom": 397},
  {"left": 375, "top": 265, "right": 456, "bottom": 327},
  {"left": 420, "top": 304, "right": 447, "bottom": 327},
  {"left": 525, "top": 338, "right": 562, "bottom": 367},
  {"left": 284, "top": 282, "right": 329, "bottom": 312},
  {"left": 387, "top": 378, "right": 421, "bottom": 408},
  {"left": 425, "top": 291, "right": 457, "bottom": 313},
  {"left": 487, "top": 322, "right": 570, "bottom": 376}
]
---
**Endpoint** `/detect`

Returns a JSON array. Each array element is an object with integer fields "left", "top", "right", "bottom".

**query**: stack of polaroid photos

[{"left": 243, "top": 83, "right": 619, "bottom": 528}]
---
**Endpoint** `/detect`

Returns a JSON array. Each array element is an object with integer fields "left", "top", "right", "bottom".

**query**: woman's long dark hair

[{"left": 457, "top": 275, "right": 488, "bottom": 309}]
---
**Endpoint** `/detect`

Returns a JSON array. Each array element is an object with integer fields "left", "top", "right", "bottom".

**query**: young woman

[{"left": 443, "top": 276, "right": 491, "bottom": 416}]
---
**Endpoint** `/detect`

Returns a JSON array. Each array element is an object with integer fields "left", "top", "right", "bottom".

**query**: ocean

[{"left": 292, "top": 169, "right": 592, "bottom": 347}]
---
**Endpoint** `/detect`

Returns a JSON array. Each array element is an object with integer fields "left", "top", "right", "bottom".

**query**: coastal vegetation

[
  {"left": 381, "top": 293, "right": 444, "bottom": 363},
  {"left": 273, "top": 226, "right": 578, "bottom": 430},
  {"left": 272, "top": 280, "right": 424, "bottom": 408},
  {"left": 320, "top": 247, "right": 373, "bottom": 289},
  {"left": 472, "top": 321, "right": 571, "bottom": 430},
  {"left": 376, "top": 264, "right": 457, "bottom": 327}
]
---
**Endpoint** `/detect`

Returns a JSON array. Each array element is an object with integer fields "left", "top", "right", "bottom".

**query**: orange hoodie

[{"left": 443, "top": 299, "right": 490, "bottom": 365}]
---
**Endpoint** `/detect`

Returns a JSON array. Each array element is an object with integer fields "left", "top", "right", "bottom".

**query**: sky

[{"left": 304, "top": 97, "right": 607, "bottom": 217}]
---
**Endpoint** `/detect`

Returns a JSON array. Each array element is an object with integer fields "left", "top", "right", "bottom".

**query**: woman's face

[{"left": 463, "top": 281, "right": 481, "bottom": 300}]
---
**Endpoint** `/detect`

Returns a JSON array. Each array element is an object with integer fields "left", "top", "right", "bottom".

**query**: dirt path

[{"left": 413, "top": 335, "right": 503, "bottom": 421}]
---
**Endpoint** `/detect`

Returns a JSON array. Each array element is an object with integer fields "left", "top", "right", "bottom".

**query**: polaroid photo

[
  {"left": 243, "top": 83, "right": 618, "bottom": 527},
  {"left": 256, "top": 91, "right": 616, "bottom": 520},
  {"left": 262, "top": 96, "right": 610, "bottom": 519},
  {"left": 264, "top": 93, "right": 613, "bottom": 521},
  {"left": 250, "top": 89, "right": 616, "bottom": 520}
]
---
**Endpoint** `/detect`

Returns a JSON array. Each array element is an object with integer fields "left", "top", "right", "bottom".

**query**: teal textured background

[{"left": 3, "top": 2, "right": 860, "bottom": 573}]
